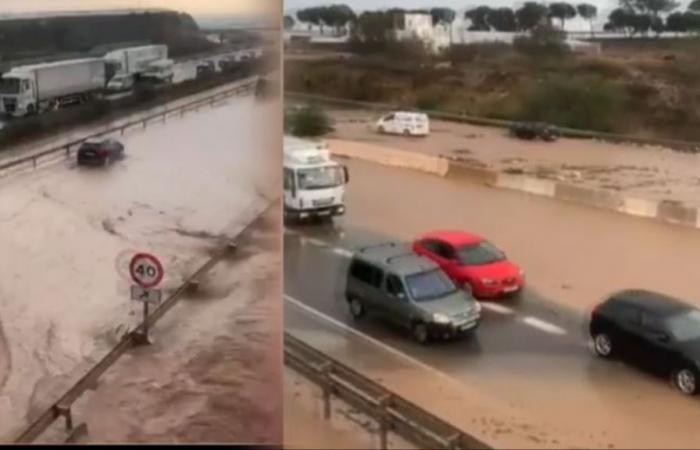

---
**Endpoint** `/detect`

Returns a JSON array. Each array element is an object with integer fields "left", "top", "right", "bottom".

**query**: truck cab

[
  {"left": 141, "top": 59, "right": 174, "bottom": 84},
  {"left": 284, "top": 136, "right": 349, "bottom": 223},
  {"left": 0, "top": 72, "right": 36, "bottom": 116}
]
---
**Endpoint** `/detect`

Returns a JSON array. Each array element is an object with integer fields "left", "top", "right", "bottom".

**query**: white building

[{"left": 393, "top": 12, "right": 450, "bottom": 54}]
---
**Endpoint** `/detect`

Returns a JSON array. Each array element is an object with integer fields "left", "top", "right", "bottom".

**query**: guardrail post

[
  {"left": 54, "top": 403, "right": 73, "bottom": 431},
  {"left": 319, "top": 362, "right": 332, "bottom": 420},
  {"left": 65, "top": 144, "right": 70, "bottom": 157},
  {"left": 377, "top": 394, "right": 392, "bottom": 450},
  {"left": 32, "top": 157, "right": 37, "bottom": 169}
]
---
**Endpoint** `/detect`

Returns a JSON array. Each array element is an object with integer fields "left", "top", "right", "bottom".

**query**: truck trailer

[
  {"left": 103, "top": 44, "right": 168, "bottom": 80},
  {"left": 0, "top": 58, "right": 106, "bottom": 117}
]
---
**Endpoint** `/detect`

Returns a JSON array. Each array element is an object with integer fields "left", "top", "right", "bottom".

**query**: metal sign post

[{"left": 129, "top": 253, "right": 164, "bottom": 345}]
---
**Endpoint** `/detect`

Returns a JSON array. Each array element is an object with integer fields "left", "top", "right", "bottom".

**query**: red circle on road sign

[{"left": 129, "top": 252, "right": 164, "bottom": 288}]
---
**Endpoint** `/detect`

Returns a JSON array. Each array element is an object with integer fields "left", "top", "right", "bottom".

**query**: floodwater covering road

[
  {"left": 284, "top": 158, "right": 700, "bottom": 449},
  {"left": 0, "top": 88, "right": 280, "bottom": 441},
  {"left": 322, "top": 108, "right": 700, "bottom": 208}
]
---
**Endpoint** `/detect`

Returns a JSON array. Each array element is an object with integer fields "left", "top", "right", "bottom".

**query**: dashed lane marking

[
  {"left": 302, "top": 237, "right": 328, "bottom": 247},
  {"left": 332, "top": 247, "right": 354, "bottom": 258},
  {"left": 521, "top": 316, "right": 567, "bottom": 335},
  {"left": 480, "top": 303, "right": 515, "bottom": 315}
]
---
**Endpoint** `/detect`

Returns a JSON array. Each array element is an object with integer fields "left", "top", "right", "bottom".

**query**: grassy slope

[{"left": 284, "top": 40, "right": 700, "bottom": 141}]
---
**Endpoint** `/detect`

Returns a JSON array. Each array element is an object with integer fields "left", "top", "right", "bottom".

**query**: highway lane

[{"left": 284, "top": 158, "right": 700, "bottom": 448}]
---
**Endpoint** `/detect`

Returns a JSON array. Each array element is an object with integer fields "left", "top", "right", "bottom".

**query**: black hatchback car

[
  {"left": 77, "top": 139, "right": 124, "bottom": 166},
  {"left": 590, "top": 289, "right": 700, "bottom": 396},
  {"left": 509, "top": 122, "right": 560, "bottom": 142}
]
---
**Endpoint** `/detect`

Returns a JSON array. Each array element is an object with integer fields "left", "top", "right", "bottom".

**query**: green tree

[
  {"left": 487, "top": 8, "right": 518, "bottom": 32},
  {"left": 516, "top": 2, "right": 549, "bottom": 31},
  {"left": 350, "top": 10, "right": 394, "bottom": 52},
  {"left": 548, "top": 2, "right": 578, "bottom": 29},
  {"left": 690, "top": 0, "right": 700, "bottom": 12},
  {"left": 465, "top": 6, "right": 493, "bottom": 31},
  {"left": 607, "top": 7, "right": 635, "bottom": 34},
  {"left": 430, "top": 7, "right": 456, "bottom": 45},
  {"left": 576, "top": 3, "right": 598, "bottom": 36},
  {"left": 284, "top": 15, "right": 295, "bottom": 30}
]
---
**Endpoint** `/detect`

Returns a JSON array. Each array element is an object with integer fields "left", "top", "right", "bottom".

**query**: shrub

[
  {"left": 518, "top": 77, "right": 627, "bottom": 132},
  {"left": 285, "top": 105, "right": 332, "bottom": 137},
  {"left": 446, "top": 42, "right": 512, "bottom": 64},
  {"left": 514, "top": 24, "right": 569, "bottom": 58}
]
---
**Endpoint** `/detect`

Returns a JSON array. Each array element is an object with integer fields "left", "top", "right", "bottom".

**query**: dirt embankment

[{"left": 285, "top": 41, "right": 700, "bottom": 142}]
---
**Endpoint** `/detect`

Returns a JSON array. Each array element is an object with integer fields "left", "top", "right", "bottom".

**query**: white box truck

[
  {"left": 140, "top": 58, "right": 175, "bottom": 84},
  {"left": 104, "top": 44, "right": 168, "bottom": 81},
  {"left": 284, "top": 136, "right": 349, "bottom": 223},
  {"left": 0, "top": 58, "right": 106, "bottom": 117}
]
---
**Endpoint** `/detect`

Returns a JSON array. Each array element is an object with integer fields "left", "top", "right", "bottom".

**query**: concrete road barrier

[
  {"left": 327, "top": 139, "right": 449, "bottom": 176},
  {"left": 330, "top": 140, "right": 700, "bottom": 231}
]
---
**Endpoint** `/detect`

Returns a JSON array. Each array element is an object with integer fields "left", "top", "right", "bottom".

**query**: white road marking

[
  {"left": 332, "top": 247, "right": 354, "bottom": 258},
  {"left": 305, "top": 237, "right": 328, "bottom": 247},
  {"left": 480, "top": 303, "right": 514, "bottom": 315},
  {"left": 521, "top": 316, "right": 567, "bottom": 335},
  {"left": 284, "top": 295, "right": 465, "bottom": 385}
]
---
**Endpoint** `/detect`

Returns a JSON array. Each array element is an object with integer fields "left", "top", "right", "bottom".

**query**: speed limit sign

[{"left": 129, "top": 252, "right": 164, "bottom": 288}]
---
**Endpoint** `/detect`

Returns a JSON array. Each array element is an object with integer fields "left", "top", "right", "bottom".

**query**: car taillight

[{"left": 97, "top": 148, "right": 108, "bottom": 156}]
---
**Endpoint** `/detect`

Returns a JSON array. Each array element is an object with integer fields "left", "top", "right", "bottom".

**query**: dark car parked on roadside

[
  {"left": 589, "top": 289, "right": 700, "bottom": 396},
  {"left": 77, "top": 138, "right": 124, "bottom": 166},
  {"left": 509, "top": 122, "right": 560, "bottom": 142}
]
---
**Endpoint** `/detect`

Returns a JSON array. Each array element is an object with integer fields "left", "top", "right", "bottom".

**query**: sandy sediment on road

[
  {"left": 325, "top": 108, "right": 700, "bottom": 208},
  {"left": 286, "top": 315, "right": 612, "bottom": 450},
  {"left": 284, "top": 367, "right": 415, "bottom": 450},
  {"left": 68, "top": 205, "right": 282, "bottom": 444},
  {"left": 0, "top": 94, "right": 280, "bottom": 441}
]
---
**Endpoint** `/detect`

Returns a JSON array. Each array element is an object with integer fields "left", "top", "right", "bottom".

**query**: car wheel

[
  {"left": 378, "top": 126, "right": 385, "bottom": 134},
  {"left": 412, "top": 322, "right": 429, "bottom": 345},
  {"left": 348, "top": 297, "right": 365, "bottom": 320},
  {"left": 592, "top": 332, "right": 613, "bottom": 358},
  {"left": 403, "top": 129, "right": 411, "bottom": 136},
  {"left": 673, "top": 369, "right": 698, "bottom": 396}
]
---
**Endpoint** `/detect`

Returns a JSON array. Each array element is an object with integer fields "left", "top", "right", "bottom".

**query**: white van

[{"left": 375, "top": 111, "right": 430, "bottom": 137}]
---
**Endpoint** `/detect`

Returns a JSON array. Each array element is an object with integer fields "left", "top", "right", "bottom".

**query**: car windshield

[
  {"left": 0, "top": 77, "right": 20, "bottom": 94},
  {"left": 404, "top": 269, "right": 457, "bottom": 302},
  {"left": 456, "top": 241, "right": 505, "bottom": 265},
  {"left": 297, "top": 166, "right": 343, "bottom": 190},
  {"left": 665, "top": 309, "right": 700, "bottom": 342}
]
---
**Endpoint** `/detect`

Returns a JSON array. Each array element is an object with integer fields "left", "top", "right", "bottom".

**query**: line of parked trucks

[{"left": 0, "top": 44, "right": 174, "bottom": 118}]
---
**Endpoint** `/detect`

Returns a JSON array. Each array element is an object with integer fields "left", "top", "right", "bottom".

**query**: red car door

[{"left": 415, "top": 239, "right": 460, "bottom": 281}]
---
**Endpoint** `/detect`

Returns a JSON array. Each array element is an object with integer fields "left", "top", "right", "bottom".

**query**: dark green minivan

[{"left": 345, "top": 242, "right": 482, "bottom": 344}]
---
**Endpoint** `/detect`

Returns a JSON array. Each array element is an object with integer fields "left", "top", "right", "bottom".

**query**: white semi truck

[
  {"left": 0, "top": 58, "right": 106, "bottom": 117},
  {"left": 103, "top": 44, "right": 168, "bottom": 80},
  {"left": 284, "top": 136, "right": 349, "bottom": 223}
]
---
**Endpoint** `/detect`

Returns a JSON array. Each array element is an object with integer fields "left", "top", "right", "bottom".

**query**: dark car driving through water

[
  {"left": 77, "top": 138, "right": 124, "bottom": 167},
  {"left": 590, "top": 289, "right": 700, "bottom": 396}
]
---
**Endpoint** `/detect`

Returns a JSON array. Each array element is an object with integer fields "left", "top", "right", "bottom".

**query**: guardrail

[
  {"left": 13, "top": 200, "right": 276, "bottom": 444},
  {"left": 284, "top": 333, "right": 491, "bottom": 450},
  {"left": 286, "top": 91, "right": 700, "bottom": 153},
  {"left": 0, "top": 76, "right": 259, "bottom": 175}
]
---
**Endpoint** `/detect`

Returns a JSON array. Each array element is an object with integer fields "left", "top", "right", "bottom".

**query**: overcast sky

[{"left": 0, "top": 0, "right": 279, "bottom": 16}]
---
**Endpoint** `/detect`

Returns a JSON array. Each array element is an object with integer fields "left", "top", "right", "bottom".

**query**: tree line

[{"left": 284, "top": 1, "right": 700, "bottom": 37}]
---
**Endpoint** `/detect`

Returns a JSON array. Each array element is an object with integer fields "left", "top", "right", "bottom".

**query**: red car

[{"left": 412, "top": 230, "right": 524, "bottom": 299}]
